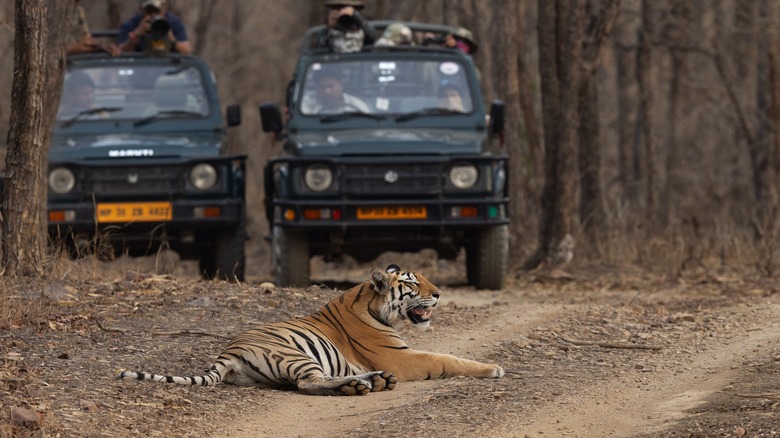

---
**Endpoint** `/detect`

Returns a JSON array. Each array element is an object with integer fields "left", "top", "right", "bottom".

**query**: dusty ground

[{"left": 1, "top": 255, "right": 779, "bottom": 438}]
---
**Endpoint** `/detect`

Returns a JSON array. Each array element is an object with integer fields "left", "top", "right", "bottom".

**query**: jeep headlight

[
  {"left": 304, "top": 164, "right": 333, "bottom": 192},
  {"left": 49, "top": 167, "right": 76, "bottom": 194},
  {"left": 449, "top": 163, "right": 478, "bottom": 189},
  {"left": 189, "top": 163, "right": 218, "bottom": 190}
]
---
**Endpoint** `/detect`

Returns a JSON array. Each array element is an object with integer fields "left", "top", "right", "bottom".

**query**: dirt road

[
  {"left": 2, "top": 263, "right": 779, "bottom": 437},
  {"left": 215, "top": 281, "right": 780, "bottom": 438}
]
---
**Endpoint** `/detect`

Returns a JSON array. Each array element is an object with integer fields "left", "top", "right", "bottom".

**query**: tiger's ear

[
  {"left": 386, "top": 264, "right": 401, "bottom": 274},
  {"left": 370, "top": 268, "right": 392, "bottom": 293}
]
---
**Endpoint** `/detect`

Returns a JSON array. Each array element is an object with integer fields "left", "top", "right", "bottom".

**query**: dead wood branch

[
  {"left": 94, "top": 318, "right": 229, "bottom": 339},
  {"left": 152, "top": 329, "right": 231, "bottom": 340},
  {"left": 559, "top": 336, "right": 663, "bottom": 350},
  {"left": 735, "top": 392, "right": 780, "bottom": 400}
]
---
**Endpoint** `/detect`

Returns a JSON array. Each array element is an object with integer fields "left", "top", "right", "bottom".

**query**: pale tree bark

[
  {"left": 527, "top": 0, "right": 583, "bottom": 268},
  {"left": 4, "top": 0, "right": 72, "bottom": 275}
]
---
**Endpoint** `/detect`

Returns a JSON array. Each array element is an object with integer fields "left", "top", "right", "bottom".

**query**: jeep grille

[
  {"left": 343, "top": 163, "right": 440, "bottom": 195},
  {"left": 89, "top": 166, "right": 182, "bottom": 194}
]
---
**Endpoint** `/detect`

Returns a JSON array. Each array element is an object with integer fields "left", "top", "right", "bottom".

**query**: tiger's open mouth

[{"left": 408, "top": 306, "right": 433, "bottom": 324}]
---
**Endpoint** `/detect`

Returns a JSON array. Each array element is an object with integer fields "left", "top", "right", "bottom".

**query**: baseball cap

[
  {"left": 325, "top": 0, "right": 364, "bottom": 10},
  {"left": 140, "top": 0, "right": 164, "bottom": 9}
]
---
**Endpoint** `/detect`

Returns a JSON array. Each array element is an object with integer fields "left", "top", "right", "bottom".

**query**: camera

[
  {"left": 143, "top": 15, "right": 172, "bottom": 55},
  {"left": 335, "top": 14, "right": 359, "bottom": 31},
  {"left": 423, "top": 35, "right": 446, "bottom": 46},
  {"left": 149, "top": 15, "right": 170, "bottom": 34}
]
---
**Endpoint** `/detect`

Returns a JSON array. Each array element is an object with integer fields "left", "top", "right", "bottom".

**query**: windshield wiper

[
  {"left": 395, "top": 107, "right": 467, "bottom": 122},
  {"left": 60, "top": 107, "right": 121, "bottom": 127},
  {"left": 320, "top": 111, "right": 387, "bottom": 123},
  {"left": 133, "top": 110, "right": 203, "bottom": 127}
]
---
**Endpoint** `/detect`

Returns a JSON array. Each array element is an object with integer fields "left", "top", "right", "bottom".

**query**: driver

[
  {"left": 301, "top": 66, "right": 371, "bottom": 115},
  {"left": 58, "top": 71, "right": 110, "bottom": 120}
]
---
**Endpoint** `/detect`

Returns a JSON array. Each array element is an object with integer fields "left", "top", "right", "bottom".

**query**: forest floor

[{"left": 1, "top": 253, "right": 779, "bottom": 437}]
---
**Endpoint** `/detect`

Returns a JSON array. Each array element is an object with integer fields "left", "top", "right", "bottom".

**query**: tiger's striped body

[{"left": 117, "top": 265, "right": 504, "bottom": 395}]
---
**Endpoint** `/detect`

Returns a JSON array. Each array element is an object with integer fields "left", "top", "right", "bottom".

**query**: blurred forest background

[{"left": 0, "top": 0, "right": 778, "bottom": 279}]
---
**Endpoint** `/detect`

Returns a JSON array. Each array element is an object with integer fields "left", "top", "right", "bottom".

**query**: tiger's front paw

[
  {"left": 491, "top": 365, "right": 505, "bottom": 378},
  {"left": 339, "top": 378, "right": 372, "bottom": 396},
  {"left": 368, "top": 371, "right": 397, "bottom": 392}
]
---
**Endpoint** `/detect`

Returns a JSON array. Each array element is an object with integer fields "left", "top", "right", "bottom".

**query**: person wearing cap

[
  {"left": 314, "top": 0, "right": 376, "bottom": 53},
  {"left": 422, "top": 27, "right": 478, "bottom": 55},
  {"left": 375, "top": 22, "right": 414, "bottom": 47},
  {"left": 117, "top": 0, "right": 192, "bottom": 55},
  {"left": 301, "top": 66, "right": 371, "bottom": 115}
]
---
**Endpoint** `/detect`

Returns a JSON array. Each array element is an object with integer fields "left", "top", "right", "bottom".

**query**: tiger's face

[{"left": 370, "top": 264, "right": 441, "bottom": 331}]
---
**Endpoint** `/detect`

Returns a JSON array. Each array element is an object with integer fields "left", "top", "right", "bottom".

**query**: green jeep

[
  {"left": 48, "top": 52, "right": 246, "bottom": 281},
  {"left": 260, "top": 21, "right": 509, "bottom": 289}
]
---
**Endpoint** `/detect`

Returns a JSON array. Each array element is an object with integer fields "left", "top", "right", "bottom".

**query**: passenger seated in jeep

[
  {"left": 438, "top": 80, "right": 465, "bottom": 112},
  {"left": 58, "top": 71, "right": 111, "bottom": 120},
  {"left": 300, "top": 66, "right": 371, "bottom": 115}
]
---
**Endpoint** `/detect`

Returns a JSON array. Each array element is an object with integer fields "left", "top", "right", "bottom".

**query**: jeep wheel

[
  {"left": 466, "top": 225, "right": 508, "bottom": 290},
  {"left": 272, "top": 226, "right": 310, "bottom": 287},
  {"left": 199, "top": 225, "right": 246, "bottom": 282}
]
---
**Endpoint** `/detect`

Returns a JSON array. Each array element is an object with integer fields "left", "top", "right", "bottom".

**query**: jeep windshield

[
  {"left": 56, "top": 64, "right": 211, "bottom": 124},
  {"left": 298, "top": 57, "right": 474, "bottom": 117}
]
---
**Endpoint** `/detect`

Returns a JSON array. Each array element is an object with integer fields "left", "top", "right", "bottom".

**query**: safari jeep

[
  {"left": 49, "top": 52, "right": 246, "bottom": 281},
  {"left": 260, "top": 21, "right": 509, "bottom": 289}
]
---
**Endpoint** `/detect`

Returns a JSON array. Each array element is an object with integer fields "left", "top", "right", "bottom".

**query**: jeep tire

[
  {"left": 272, "top": 226, "right": 310, "bottom": 287},
  {"left": 466, "top": 224, "right": 508, "bottom": 290},
  {"left": 199, "top": 224, "right": 246, "bottom": 282}
]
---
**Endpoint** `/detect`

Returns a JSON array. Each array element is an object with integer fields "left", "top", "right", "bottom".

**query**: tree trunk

[
  {"left": 192, "top": 0, "right": 217, "bottom": 56},
  {"left": 578, "top": 0, "right": 620, "bottom": 246},
  {"left": 760, "top": 0, "right": 780, "bottom": 239},
  {"left": 516, "top": 1, "right": 543, "bottom": 250},
  {"left": 638, "top": 0, "right": 659, "bottom": 226},
  {"left": 613, "top": 12, "right": 638, "bottom": 212},
  {"left": 528, "top": 0, "right": 583, "bottom": 268},
  {"left": 4, "top": 1, "right": 62, "bottom": 275}
]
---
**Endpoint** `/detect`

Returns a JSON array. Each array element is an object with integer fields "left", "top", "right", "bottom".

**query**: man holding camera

[
  {"left": 117, "top": 0, "right": 192, "bottom": 55},
  {"left": 314, "top": 0, "right": 375, "bottom": 53}
]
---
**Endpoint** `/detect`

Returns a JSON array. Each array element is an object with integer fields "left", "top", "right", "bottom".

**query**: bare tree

[
  {"left": 637, "top": 0, "right": 660, "bottom": 224},
  {"left": 4, "top": 0, "right": 75, "bottom": 275},
  {"left": 578, "top": 0, "right": 620, "bottom": 245},
  {"left": 527, "top": 0, "right": 584, "bottom": 268}
]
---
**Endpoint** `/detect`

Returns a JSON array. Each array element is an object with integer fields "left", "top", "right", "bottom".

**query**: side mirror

[
  {"left": 259, "top": 102, "right": 284, "bottom": 133},
  {"left": 226, "top": 104, "right": 241, "bottom": 127},
  {"left": 489, "top": 100, "right": 505, "bottom": 135}
]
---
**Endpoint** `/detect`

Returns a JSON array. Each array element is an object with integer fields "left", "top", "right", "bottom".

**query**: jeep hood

[
  {"left": 49, "top": 133, "right": 222, "bottom": 162},
  {"left": 288, "top": 128, "right": 485, "bottom": 156}
]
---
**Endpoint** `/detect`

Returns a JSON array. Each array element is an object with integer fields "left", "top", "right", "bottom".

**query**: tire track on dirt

[{"left": 493, "top": 304, "right": 780, "bottom": 437}]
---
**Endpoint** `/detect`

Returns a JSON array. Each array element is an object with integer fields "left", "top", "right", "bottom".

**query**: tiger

[{"left": 116, "top": 264, "right": 505, "bottom": 396}]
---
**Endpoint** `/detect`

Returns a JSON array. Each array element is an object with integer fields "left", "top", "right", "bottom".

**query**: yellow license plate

[
  {"left": 96, "top": 202, "right": 172, "bottom": 223},
  {"left": 357, "top": 206, "right": 427, "bottom": 220}
]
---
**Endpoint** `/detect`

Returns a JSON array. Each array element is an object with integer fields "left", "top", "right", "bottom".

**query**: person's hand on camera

[{"left": 132, "top": 14, "right": 152, "bottom": 39}]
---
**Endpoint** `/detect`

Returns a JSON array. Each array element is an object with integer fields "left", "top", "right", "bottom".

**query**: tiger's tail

[{"left": 116, "top": 362, "right": 227, "bottom": 387}]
